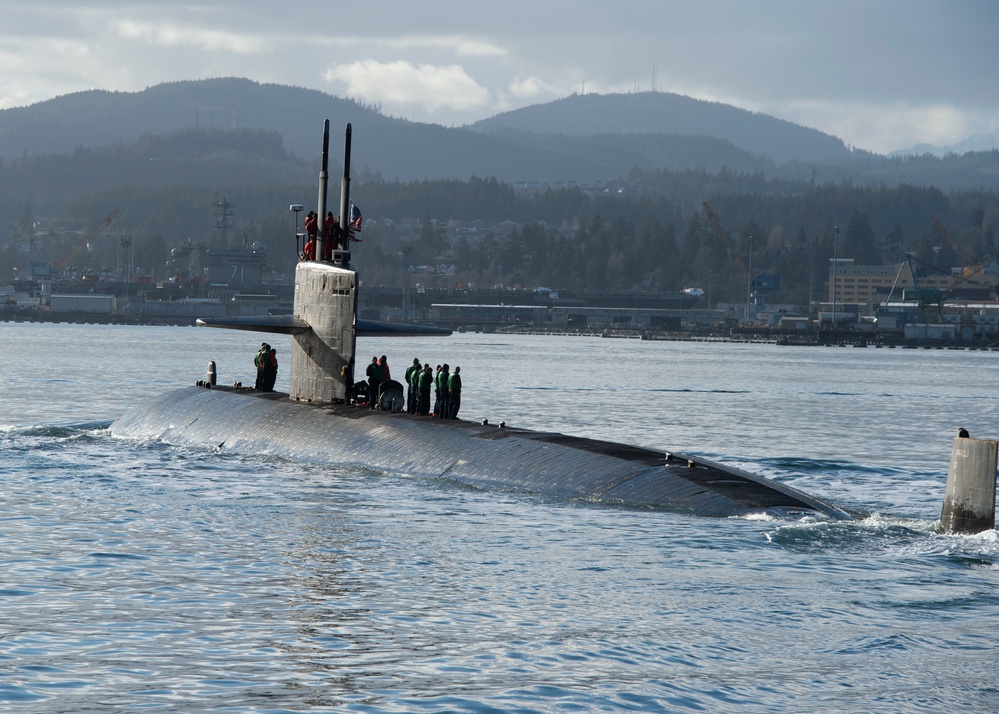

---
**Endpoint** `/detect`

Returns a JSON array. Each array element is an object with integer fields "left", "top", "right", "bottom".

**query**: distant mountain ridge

[
  {"left": 0, "top": 79, "right": 847, "bottom": 173},
  {"left": 469, "top": 92, "right": 853, "bottom": 164},
  {"left": 891, "top": 130, "right": 999, "bottom": 158},
  {"left": 0, "top": 78, "right": 995, "bottom": 190},
  {"left": 0, "top": 78, "right": 634, "bottom": 183},
  {"left": 0, "top": 79, "right": 385, "bottom": 162}
]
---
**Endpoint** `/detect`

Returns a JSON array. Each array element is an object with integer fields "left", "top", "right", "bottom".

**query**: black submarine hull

[{"left": 110, "top": 386, "right": 852, "bottom": 520}]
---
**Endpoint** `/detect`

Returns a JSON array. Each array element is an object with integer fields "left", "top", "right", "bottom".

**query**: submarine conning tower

[
  {"left": 291, "top": 120, "right": 358, "bottom": 404},
  {"left": 196, "top": 119, "right": 449, "bottom": 404},
  {"left": 290, "top": 261, "right": 357, "bottom": 403}
]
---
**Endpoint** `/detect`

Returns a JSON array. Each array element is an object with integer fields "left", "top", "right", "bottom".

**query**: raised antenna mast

[{"left": 316, "top": 119, "right": 330, "bottom": 261}]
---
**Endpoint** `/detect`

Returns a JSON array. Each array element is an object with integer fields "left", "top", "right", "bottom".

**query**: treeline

[
  {"left": 355, "top": 182, "right": 996, "bottom": 306},
  {"left": 2, "top": 141, "right": 996, "bottom": 307},
  {"left": 0, "top": 127, "right": 313, "bottom": 202}
]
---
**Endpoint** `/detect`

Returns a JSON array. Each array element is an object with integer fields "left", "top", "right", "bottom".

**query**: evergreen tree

[
  {"left": 18, "top": 199, "right": 35, "bottom": 236},
  {"left": 885, "top": 224, "right": 905, "bottom": 265},
  {"left": 841, "top": 211, "right": 881, "bottom": 264}
]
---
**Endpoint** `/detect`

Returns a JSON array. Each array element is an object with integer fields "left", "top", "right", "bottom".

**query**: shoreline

[
  {"left": 494, "top": 324, "right": 999, "bottom": 350},
  {"left": 6, "top": 312, "right": 999, "bottom": 350}
]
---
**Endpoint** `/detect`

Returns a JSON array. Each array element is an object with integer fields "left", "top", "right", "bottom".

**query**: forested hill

[
  {"left": 470, "top": 91, "right": 851, "bottom": 164},
  {"left": 0, "top": 78, "right": 996, "bottom": 190},
  {"left": 0, "top": 79, "right": 375, "bottom": 163}
]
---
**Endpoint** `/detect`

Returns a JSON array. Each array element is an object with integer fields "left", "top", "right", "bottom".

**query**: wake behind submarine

[{"left": 111, "top": 121, "right": 851, "bottom": 522}]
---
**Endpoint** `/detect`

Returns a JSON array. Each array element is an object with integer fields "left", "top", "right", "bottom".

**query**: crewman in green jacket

[
  {"left": 418, "top": 363, "right": 434, "bottom": 416},
  {"left": 254, "top": 342, "right": 270, "bottom": 390},
  {"left": 405, "top": 357, "right": 421, "bottom": 414},
  {"left": 436, "top": 364, "right": 450, "bottom": 418}
]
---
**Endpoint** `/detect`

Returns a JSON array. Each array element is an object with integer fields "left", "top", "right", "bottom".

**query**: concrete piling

[{"left": 940, "top": 430, "right": 997, "bottom": 534}]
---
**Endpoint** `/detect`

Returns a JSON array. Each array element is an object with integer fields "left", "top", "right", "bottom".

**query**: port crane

[
  {"left": 55, "top": 209, "right": 119, "bottom": 272},
  {"left": 927, "top": 215, "right": 997, "bottom": 287},
  {"left": 883, "top": 250, "right": 998, "bottom": 323}
]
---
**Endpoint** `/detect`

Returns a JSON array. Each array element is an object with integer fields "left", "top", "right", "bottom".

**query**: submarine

[{"left": 111, "top": 121, "right": 851, "bottom": 522}]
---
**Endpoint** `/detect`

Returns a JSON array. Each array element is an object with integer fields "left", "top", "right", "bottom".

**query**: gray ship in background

[{"left": 111, "top": 121, "right": 851, "bottom": 522}]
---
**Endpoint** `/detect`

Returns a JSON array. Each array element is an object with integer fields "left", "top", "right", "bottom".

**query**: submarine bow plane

[{"left": 111, "top": 120, "right": 851, "bottom": 522}]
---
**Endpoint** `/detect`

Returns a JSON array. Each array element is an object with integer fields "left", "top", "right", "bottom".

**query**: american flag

[{"left": 348, "top": 204, "right": 362, "bottom": 242}]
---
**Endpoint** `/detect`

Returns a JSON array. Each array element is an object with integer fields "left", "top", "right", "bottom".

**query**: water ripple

[{"left": 2, "top": 330, "right": 999, "bottom": 712}]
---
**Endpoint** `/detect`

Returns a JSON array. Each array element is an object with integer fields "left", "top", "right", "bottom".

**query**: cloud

[
  {"left": 771, "top": 99, "right": 978, "bottom": 154},
  {"left": 324, "top": 59, "right": 490, "bottom": 114},
  {"left": 380, "top": 35, "right": 506, "bottom": 58},
  {"left": 0, "top": 1, "right": 995, "bottom": 150},
  {"left": 0, "top": 36, "right": 99, "bottom": 109},
  {"left": 0, "top": 88, "right": 31, "bottom": 110},
  {"left": 507, "top": 76, "right": 558, "bottom": 100},
  {"left": 112, "top": 19, "right": 270, "bottom": 55}
]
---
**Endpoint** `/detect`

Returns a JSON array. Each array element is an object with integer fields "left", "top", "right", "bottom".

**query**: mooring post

[{"left": 940, "top": 429, "right": 997, "bottom": 534}]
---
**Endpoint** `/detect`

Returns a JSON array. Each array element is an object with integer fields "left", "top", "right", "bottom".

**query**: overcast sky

[{"left": 2, "top": 0, "right": 996, "bottom": 154}]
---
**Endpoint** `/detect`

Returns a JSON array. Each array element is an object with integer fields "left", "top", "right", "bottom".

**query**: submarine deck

[{"left": 110, "top": 385, "right": 851, "bottom": 521}]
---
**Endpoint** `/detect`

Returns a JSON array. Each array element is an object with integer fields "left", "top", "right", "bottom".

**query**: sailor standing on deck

[
  {"left": 254, "top": 343, "right": 270, "bottom": 390},
  {"left": 365, "top": 356, "right": 384, "bottom": 409},
  {"left": 436, "top": 364, "right": 450, "bottom": 419},
  {"left": 447, "top": 366, "right": 461, "bottom": 419},
  {"left": 323, "top": 212, "right": 336, "bottom": 260},
  {"left": 302, "top": 211, "right": 318, "bottom": 260},
  {"left": 418, "top": 363, "right": 433, "bottom": 416},
  {"left": 302, "top": 236, "right": 316, "bottom": 261},
  {"left": 304, "top": 211, "right": 318, "bottom": 240},
  {"left": 432, "top": 365, "right": 442, "bottom": 416},
  {"left": 405, "top": 357, "right": 421, "bottom": 413},
  {"left": 261, "top": 348, "right": 278, "bottom": 392}
]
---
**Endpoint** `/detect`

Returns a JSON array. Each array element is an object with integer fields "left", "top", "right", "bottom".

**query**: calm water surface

[{"left": 2, "top": 322, "right": 998, "bottom": 712}]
